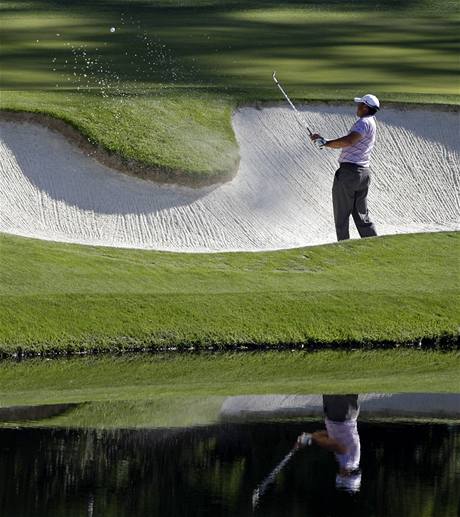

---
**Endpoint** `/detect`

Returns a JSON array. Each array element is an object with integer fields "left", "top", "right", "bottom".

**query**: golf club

[
  {"left": 252, "top": 446, "right": 298, "bottom": 510},
  {"left": 272, "top": 71, "right": 313, "bottom": 136}
]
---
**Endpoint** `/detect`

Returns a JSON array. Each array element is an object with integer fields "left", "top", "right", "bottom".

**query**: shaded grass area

[
  {"left": 0, "top": 231, "right": 458, "bottom": 356},
  {"left": 2, "top": 0, "right": 459, "bottom": 93},
  {"left": 1, "top": 0, "right": 459, "bottom": 179},
  {"left": 1, "top": 351, "right": 459, "bottom": 409}
]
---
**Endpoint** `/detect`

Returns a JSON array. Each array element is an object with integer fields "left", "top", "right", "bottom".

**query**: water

[{"left": 1, "top": 419, "right": 459, "bottom": 517}]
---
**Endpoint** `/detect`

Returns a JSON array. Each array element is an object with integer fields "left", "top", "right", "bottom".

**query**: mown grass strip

[{"left": 1, "top": 232, "right": 458, "bottom": 355}]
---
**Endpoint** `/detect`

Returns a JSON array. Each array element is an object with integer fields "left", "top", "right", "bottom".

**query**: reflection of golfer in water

[
  {"left": 252, "top": 394, "right": 361, "bottom": 508},
  {"left": 297, "top": 394, "right": 361, "bottom": 492}
]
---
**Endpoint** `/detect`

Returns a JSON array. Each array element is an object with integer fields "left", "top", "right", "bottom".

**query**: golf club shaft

[
  {"left": 252, "top": 447, "right": 297, "bottom": 508},
  {"left": 272, "top": 72, "right": 313, "bottom": 136}
]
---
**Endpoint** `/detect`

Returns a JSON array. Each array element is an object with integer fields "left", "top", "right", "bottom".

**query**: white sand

[{"left": 1, "top": 105, "right": 459, "bottom": 252}]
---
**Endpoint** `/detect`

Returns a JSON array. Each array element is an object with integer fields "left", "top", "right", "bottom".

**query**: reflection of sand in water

[
  {"left": 219, "top": 393, "right": 460, "bottom": 421},
  {"left": 1, "top": 105, "right": 458, "bottom": 252}
]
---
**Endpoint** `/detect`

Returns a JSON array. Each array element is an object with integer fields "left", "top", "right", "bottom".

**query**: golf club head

[
  {"left": 272, "top": 71, "right": 278, "bottom": 83},
  {"left": 252, "top": 488, "right": 260, "bottom": 509}
]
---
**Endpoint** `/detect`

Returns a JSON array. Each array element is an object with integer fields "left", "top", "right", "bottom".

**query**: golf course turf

[
  {"left": 0, "top": 231, "right": 458, "bottom": 356},
  {"left": 1, "top": 0, "right": 459, "bottom": 182},
  {"left": 0, "top": 0, "right": 459, "bottom": 397}
]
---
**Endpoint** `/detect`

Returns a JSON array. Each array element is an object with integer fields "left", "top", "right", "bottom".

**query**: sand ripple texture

[{"left": 1, "top": 106, "right": 459, "bottom": 252}]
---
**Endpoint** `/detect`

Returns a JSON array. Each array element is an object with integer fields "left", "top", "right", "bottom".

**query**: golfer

[
  {"left": 297, "top": 394, "right": 362, "bottom": 493},
  {"left": 310, "top": 95, "right": 380, "bottom": 241}
]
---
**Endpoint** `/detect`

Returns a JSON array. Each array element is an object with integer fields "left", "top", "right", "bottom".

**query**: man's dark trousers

[{"left": 332, "top": 162, "right": 377, "bottom": 241}]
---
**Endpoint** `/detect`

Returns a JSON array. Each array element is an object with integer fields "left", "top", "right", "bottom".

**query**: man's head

[{"left": 354, "top": 94, "right": 380, "bottom": 117}]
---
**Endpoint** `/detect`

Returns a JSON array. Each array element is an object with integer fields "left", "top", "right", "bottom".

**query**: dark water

[{"left": 1, "top": 421, "right": 459, "bottom": 517}]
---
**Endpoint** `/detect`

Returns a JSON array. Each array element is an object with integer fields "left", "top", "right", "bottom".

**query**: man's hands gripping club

[
  {"left": 311, "top": 131, "right": 364, "bottom": 149},
  {"left": 296, "top": 432, "right": 313, "bottom": 448},
  {"left": 296, "top": 431, "right": 347, "bottom": 454},
  {"left": 310, "top": 133, "right": 329, "bottom": 149}
]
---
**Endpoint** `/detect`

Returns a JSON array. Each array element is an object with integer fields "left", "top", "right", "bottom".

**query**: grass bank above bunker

[
  {"left": 0, "top": 232, "right": 458, "bottom": 357},
  {"left": 0, "top": 91, "right": 240, "bottom": 185}
]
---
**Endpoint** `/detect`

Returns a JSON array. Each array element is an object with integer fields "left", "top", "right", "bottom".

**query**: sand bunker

[{"left": 1, "top": 105, "right": 458, "bottom": 251}]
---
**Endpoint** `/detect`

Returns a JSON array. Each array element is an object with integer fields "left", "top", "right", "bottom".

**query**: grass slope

[
  {"left": 1, "top": 0, "right": 459, "bottom": 179},
  {"left": 0, "top": 90, "right": 239, "bottom": 181},
  {"left": 0, "top": 231, "right": 458, "bottom": 356},
  {"left": 1, "top": 351, "right": 459, "bottom": 410}
]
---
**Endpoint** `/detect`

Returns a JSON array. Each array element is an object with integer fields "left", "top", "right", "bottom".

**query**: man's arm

[
  {"left": 310, "top": 131, "right": 363, "bottom": 149},
  {"left": 311, "top": 431, "right": 347, "bottom": 454},
  {"left": 325, "top": 131, "right": 363, "bottom": 149}
]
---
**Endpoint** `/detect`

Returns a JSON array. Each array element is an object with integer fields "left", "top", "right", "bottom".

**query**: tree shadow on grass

[{"left": 1, "top": 0, "right": 458, "bottom": 91}]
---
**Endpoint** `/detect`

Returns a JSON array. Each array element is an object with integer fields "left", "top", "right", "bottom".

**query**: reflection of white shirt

[{"left": 325, "top": 418, "right": 361, "bottom": 470}]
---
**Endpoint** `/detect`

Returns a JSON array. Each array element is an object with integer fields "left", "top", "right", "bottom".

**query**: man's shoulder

[{"left": 353, "top": 116, "right": 375, "bottom": 134}]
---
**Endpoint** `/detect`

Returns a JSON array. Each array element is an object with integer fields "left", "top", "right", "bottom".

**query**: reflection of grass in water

[
  {"left": 6, "top": 396, "right": 226, "bottom": 429},
  {"left": 1, "top": 1, "right": 459, "bottom": 178},
  {"left": 1, "top": 350, "right": 459, "bottom": 408}
]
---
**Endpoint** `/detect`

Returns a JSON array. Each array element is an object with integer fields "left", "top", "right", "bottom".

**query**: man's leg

[
  {"left": 352, "top": 173, "right": 377, "bottom": 238},
  {"left": 332, "top": 170, "right": 355, "bottom": 241}
]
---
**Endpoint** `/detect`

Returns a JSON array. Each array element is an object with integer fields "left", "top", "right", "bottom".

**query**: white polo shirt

[
  {"left": 325, "top": 417, "right": 361, "bottom": 470},
  {"left": 339, "top": 115, "right": 376, "bottom": 168}
]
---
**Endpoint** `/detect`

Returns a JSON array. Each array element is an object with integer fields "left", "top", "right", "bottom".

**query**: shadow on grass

[{"left": 1, "top": 0, "right": 458, "bottom": 91}]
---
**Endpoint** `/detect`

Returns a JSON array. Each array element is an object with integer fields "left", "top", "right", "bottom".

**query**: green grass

[
  {"left": 2, "top": 0, "right": 459, "bottom": 94},
  {"left": 1, "top": 351, "right": 459, "bottom": 411},
  {"left": 0, "top": 2, "right": 459, "bottom": 399},
  {"left": 1, "top": 0, "right": 459, "bottom": 179},
  {"left": 0, "top": 231, "right": 458, "bottom": 356},
  {"left": 0, "top": 90, "right": 239, "bottom": 181}
]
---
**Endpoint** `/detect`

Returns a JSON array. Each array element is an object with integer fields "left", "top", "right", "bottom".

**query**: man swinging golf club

[{"left": 310, "top": 95, "right": 380, "bottom": 241}]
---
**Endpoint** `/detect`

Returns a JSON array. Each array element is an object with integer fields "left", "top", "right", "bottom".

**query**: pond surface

[{"left": 1, "top": 420, "right": 459, "bottom": 517}]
